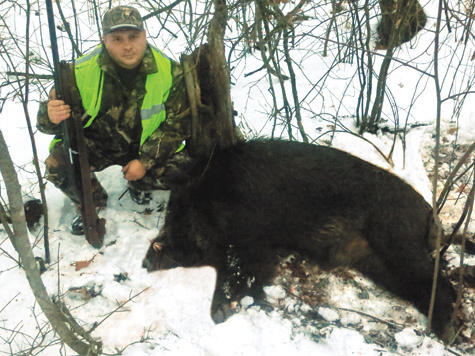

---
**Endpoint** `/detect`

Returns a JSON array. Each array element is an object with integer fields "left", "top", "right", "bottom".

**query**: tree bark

[
  {"left": 181, "top": 0, "right": 239, "bottom": 159},
  {"left": 206, "top": 0, "right": 237, "bottom": 148}
]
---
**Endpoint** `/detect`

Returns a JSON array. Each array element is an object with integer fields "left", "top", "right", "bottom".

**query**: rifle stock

[{"left": 46, "top": 0, "right": 105, "bottom": 248}]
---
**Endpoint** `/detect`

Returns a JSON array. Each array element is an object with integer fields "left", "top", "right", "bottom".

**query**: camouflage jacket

[{"left": 37, "top": 45, "right": 191, "bottom": 170}]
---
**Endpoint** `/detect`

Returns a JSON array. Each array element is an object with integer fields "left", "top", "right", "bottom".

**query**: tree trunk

[
  {"left": 0, "top": 129, "right": 102, "bottom": 356},
  {"left": 182, "top": 0, "right": 238, "bottom": 159},
  {"left": 207, "top": 0, "right": 236, "bottom": 146}
]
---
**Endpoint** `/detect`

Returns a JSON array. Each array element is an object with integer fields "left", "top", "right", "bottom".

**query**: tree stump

[{"left": 181, "top": 44, "right": 239, "bottom": 159}]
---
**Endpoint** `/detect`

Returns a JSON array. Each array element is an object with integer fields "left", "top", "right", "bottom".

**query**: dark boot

[
  {"left": 71, "top": 214, "right": 84, "bottom": 235},
  {"left": 71, "top": 204, "right": 105, "bottom": 236}
]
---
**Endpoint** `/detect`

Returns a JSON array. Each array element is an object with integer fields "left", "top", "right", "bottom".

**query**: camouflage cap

[{"left": 102, "top": 6, "right": 144, "bottom": 34}]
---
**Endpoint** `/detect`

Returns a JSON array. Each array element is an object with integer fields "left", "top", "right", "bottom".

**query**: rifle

[{"left": 46, "top": 0, "right": 105, "bottom": 248}]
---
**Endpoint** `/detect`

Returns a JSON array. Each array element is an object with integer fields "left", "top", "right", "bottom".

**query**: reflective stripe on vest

[
  {"left": 141, "top": 103, "right": 165, "bottom": 120},
  {"left": 74, "top": 45, "right": 173, "bottom": 146}
]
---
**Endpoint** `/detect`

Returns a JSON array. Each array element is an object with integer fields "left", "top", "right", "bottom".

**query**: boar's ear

[{"left": 152, "top": 242, "right": 164, "bottom": 252}]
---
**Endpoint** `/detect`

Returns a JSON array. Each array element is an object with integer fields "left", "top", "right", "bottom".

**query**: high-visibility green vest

[{"left": 74, "top": 44, "right": 173, "bottom": 146}]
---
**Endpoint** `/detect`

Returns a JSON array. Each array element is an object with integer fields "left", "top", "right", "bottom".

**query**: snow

[
  {"left": 395, "top": 328, "right": 422, "bottom": 348},
  {"left": 1, "top": 0, "right": 474, "bottom": 355}
]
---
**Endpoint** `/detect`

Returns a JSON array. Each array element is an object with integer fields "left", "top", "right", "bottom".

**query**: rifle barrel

[{"left": 45, "top": 0, "right": 62, "bottom": 100}]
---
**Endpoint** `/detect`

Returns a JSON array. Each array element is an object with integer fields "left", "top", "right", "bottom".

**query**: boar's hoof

[
  {"left": 211, "top": 300, "right": 235, "bottom": 324},
  {"left": 250, "top": 296, "right": 274, "bottom": 313},
  {"left": 439, "top": 316, "right": 464, "bottom": 344}
]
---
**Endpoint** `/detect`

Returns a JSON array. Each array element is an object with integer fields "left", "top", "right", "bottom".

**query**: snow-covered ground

[{"left": 1, "top": 0, "right": 474, "bottom": 355}]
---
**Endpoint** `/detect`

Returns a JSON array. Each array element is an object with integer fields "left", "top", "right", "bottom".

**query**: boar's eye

[{"left": 153, "top": 242, "right": 164, "bottom": 252}]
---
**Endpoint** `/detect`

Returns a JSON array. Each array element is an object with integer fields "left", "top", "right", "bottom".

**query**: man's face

[{"left": 103, "top": 29, "right": 147, "bottom": 70}]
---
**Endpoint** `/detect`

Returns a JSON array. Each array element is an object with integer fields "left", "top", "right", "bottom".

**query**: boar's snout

[
  {"left": 142, "top": 256, "right": 153, "bottom": 271},
  {"left": 142, "top": 241, "right": 164, "bottom": 271}
]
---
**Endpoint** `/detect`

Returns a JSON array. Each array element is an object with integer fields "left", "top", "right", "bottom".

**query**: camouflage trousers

[{"left": 45, "top": 141, "right": 191, "bottom": 209}]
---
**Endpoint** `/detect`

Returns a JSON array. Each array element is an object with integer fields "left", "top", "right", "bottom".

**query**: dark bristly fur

[{"left": 143, "top": 139, "right": 456, "bottom": 340}]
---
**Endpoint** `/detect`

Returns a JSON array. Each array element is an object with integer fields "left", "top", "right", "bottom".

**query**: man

[{"left": 37, "top": 6, "right": 191, "bottom": 235}]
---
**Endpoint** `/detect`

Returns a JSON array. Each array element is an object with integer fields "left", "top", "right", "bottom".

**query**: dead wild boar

[{"left": 142, "top": 139, "right": 456, "bottom": 340}]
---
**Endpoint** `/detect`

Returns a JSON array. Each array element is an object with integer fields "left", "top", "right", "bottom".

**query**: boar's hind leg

[{"left": 345, "top": 236, "right": 456, "bottom": 340}]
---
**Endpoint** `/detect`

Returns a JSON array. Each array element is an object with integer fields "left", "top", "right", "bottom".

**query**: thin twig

[{"left": 89, "top": 288, "right": 150, "bottom": 333}]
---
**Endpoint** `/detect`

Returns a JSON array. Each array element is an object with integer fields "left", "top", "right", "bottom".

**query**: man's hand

[
  {"left": 122, "top": 159, "right": 146, "bottom": 181},
  {"left": 47, "top": 89, "right": 71, "bottom": 124}
]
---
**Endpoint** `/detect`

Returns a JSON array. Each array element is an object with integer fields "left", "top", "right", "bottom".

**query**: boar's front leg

[
  {"left": 210, "top": 270, "right": 239, "bottom": 324},
  {"left": 210, "top": 244, "right": 277, "bottom": 323}
]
